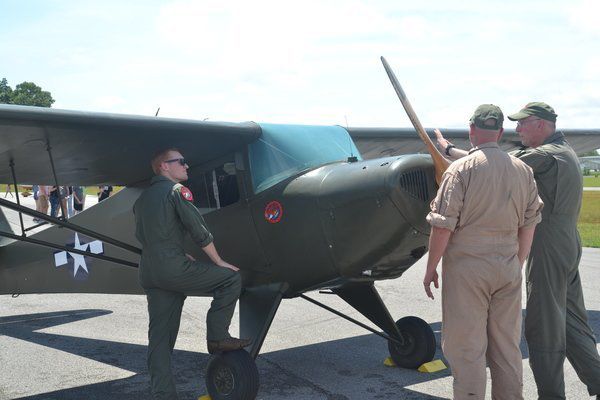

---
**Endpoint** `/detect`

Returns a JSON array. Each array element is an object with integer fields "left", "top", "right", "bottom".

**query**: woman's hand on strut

[
  {"left": 218, "top": 260, "right": 239, "bottom": 272},
  {"left": 186, "top": 253, "right": 196, "bottom": 261},
  {"left": 423, "top": 269, "right": 439, "bottom": 300}
]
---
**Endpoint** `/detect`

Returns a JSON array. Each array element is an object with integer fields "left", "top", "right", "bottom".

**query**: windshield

[{"left": 249, "top": 123, "right": 361, "bottom": 193}]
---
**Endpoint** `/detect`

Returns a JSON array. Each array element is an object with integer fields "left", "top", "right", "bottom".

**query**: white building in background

[{"left": 580, "top": 156, "right": 600, "bottom": 172}]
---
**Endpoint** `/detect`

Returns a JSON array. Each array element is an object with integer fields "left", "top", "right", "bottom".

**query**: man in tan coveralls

[
  {"left": 134, "top": 148, "right": 250, "bottom": 399},
  {"left": 423, "top": 104, "right": 543, "bottom": 399}
]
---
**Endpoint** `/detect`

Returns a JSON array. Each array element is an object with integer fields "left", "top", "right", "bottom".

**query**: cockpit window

[
  {"left": 248, "top": 123, "right": 361, "bottom": 193},
  {"left": 187, "top": 160, "right": 239, "bottom": 212}
]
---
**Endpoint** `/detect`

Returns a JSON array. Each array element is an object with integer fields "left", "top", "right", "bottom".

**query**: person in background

[
  {"left": 98, "top": 185, "right": 113, "bottom": 202},
  {"left": 49, "top": 186, "right": 60, "bottom": 218},
  {"left": 32, "top": 185, "right": 40, "bottom": 222},
  {"left": 36, "top": 186, "right": 50, "bottom": 218},
  {"left": 66, "top": 186, "right": 74, "bottom": 217},
  {"left": 72, "top": 186, "right": 85, "bottom": 215},
  {"left": 49, "top": 186, "right": 68, "bottom": 218}
]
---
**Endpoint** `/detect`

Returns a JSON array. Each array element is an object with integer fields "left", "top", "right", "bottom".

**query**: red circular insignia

[
  {"left": 180, "top": 186, "right": 194, "bottom": 202},
  {"left": 264, "top": 201, "right": 283, "bottom": 223}
]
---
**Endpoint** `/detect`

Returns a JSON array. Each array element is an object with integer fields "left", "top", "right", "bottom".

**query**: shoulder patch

[{"left": 179, "top": 186, "right": 194, "bottom": 202}]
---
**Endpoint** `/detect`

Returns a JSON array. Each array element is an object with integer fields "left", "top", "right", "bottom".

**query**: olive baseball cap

[
  {"left": 507, "top": 102, "right": 557, "bottom": 122},
  {"left": 469, "top": 104, "right": 504, "bottom": 130}
]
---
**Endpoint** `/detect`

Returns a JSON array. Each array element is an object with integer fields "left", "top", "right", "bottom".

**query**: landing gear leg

[{"left": 333, "top": 283, "right": 435, "bottom": 369}]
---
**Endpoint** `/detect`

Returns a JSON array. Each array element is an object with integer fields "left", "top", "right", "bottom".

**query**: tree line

[{"left": 0, "top": 78, "right": 54, "bottom": 107}]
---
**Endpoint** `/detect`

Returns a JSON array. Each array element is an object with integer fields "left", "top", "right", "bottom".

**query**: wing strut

[
  {"left": 8, "top": 160, "right": 26, "bottom": 235},
  {"left": 0, "top": 197, "right": 141, "bottom": 256},
  {"left": 0, "top": 153, "right": 141, "bottom": 269},
  {"left": 46, "top": 140, "right": 68, "bottom": 219},
  {"left": 0, "top": 228, "right": 138, "bottom": 268},
  {"left": 299, "top": 293, "right": 405, "bottom": 346}
]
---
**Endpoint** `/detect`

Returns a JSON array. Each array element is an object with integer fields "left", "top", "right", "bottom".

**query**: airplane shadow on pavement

[{"left": 1, "top": 309, "right": 598, "bottom": 400}]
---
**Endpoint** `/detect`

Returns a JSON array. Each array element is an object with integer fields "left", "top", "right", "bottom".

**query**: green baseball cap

[
  {"left": 469, "top": 104, "right": 504, "bottom": 130},
  {"left": 507, "top": 102, "right": 557, "bottom": 122}
]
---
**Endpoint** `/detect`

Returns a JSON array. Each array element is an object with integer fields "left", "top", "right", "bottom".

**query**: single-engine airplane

[{"left": 1, "top": 61, "right": 600, "bottom": 399}]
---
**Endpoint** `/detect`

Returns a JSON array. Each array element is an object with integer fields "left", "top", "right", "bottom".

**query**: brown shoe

[{"left": 207, "top": 337, "right": 252, "bottom": 354}]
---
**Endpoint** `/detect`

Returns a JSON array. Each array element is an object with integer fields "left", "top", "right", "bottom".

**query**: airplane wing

[
  {"left": 0, "top": 105, "right": 261, "bottom": 186},
  {"left": 2, "top": 104, "right": 598, "bottom": 186},
  {"left": 348, "top": 127, "right": 600, "bottom": 159}
]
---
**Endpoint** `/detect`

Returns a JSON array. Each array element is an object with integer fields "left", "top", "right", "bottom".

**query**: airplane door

[{"left": 185, "top": 158, "right": 269, "bottom": 284}]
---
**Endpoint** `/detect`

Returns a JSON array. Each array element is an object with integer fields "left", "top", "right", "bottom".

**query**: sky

[{"left": 1, "top": 0, "right": 599, "bottom": 131}]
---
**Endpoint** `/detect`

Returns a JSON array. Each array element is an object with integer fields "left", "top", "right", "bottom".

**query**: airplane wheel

[
  {"left": 206, "top": 349, "right": 259, "bottom": 400},
  {"left": 387, "top": 316, "right": 436, "bottom": 369}
]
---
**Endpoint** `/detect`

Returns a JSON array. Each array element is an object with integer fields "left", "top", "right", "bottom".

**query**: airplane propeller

[{"left": 381, "top": 56, "right": 450, "bottom": 185}]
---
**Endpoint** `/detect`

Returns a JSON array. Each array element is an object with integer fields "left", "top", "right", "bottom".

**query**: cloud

[
  {"left": 568, "top": 0, "right": 600, "bottom": 34},
  {"left": 2, "top": 0, "right": 599, "bottom": 133}
]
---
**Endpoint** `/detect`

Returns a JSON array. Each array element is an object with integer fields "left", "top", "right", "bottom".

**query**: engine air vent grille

[{"left": 398, "top": 169, "right": 429, "bottom": 202}]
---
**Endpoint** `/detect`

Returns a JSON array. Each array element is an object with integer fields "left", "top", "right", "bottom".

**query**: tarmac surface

[{"left": 1, "top": 194, "right": 599, "bottom": 399}]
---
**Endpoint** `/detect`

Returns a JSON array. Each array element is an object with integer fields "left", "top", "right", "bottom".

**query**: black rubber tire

[
  {"left": 206, "top": 349, "right": 259, "bottom": 400},
  {"left": 387, "top": 316, "right": 436, "bottom": 369}
]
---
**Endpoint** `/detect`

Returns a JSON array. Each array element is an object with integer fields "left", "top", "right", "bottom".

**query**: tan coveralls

[{"left": 427, "top": 142, "right": 543, "bottom": 400}]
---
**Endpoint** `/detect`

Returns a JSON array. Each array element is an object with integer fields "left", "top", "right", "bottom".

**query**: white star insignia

[{"left": 54, "top": 233, "right": 104, "bottom": 276}]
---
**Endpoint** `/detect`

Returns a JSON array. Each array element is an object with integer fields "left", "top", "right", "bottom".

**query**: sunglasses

[{"left": 164, "top": 158, "right": 187, "bottom": 166}]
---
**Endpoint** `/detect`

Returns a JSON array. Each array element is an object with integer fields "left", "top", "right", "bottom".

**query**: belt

[{"left": 450, "top": 231, "right": 518, "bottom": 247}]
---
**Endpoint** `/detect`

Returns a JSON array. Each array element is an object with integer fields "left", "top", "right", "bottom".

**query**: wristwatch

[{"left": 445, "top": 143, "right": 456, "bottom": 156}]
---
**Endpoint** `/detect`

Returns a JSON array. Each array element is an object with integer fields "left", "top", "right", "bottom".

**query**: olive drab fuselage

[{"left": 0, "top": 149, "right": 436, "bottom": 298}]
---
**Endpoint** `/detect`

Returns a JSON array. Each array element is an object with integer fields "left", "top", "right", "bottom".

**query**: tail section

[{"left": 0, "top": 188, "right": 143, "bottom": 295}]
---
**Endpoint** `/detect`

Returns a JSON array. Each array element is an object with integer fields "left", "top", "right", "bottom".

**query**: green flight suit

[
  {"left": 134, "top": 175, "right": 241, "bottom": 400},
  {"left": 514, "top": 132, "right": 600, "bottom": 399}
]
